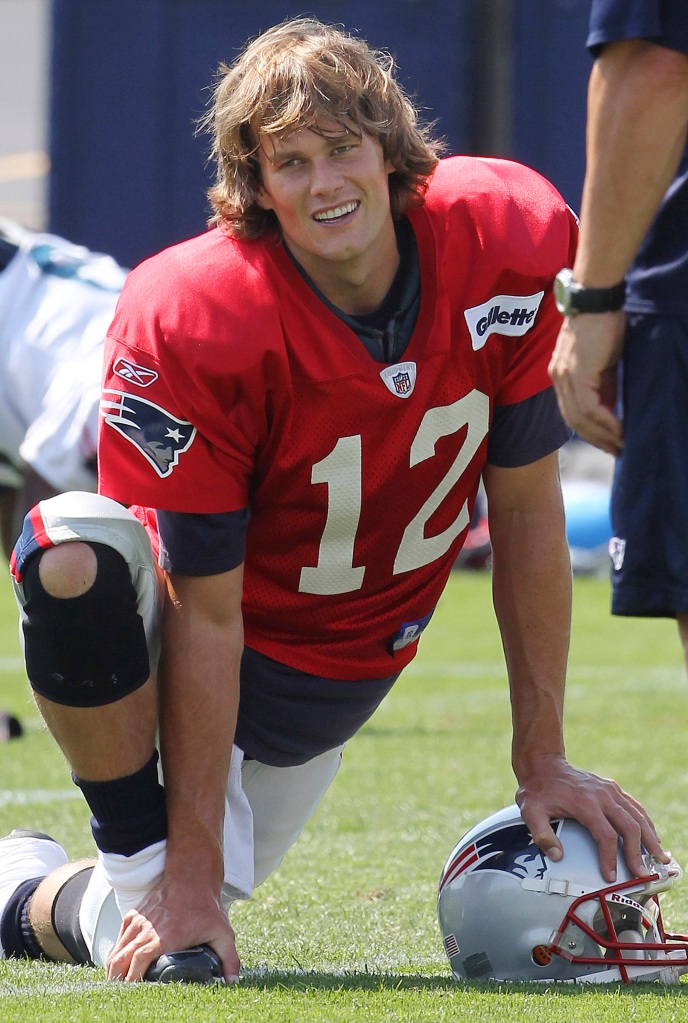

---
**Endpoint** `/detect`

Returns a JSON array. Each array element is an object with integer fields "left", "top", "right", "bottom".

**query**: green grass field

[{"left": 1, "top": 568, "right": 688, "bottom": 1021}]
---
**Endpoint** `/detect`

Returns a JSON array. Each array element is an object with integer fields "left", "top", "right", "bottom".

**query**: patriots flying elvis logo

[
  {"left": 439, "top": 821, "right": 562, "bottom": 894},
  {"left": 101, "top": 389, "right": 196, "bottom": 477}
]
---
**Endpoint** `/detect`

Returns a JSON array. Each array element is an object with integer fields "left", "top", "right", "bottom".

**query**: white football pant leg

[
  {"left": 242, "top": 744, "right": 345, "bottom": 890},
  {"left": 79, "top": 744, "right": 345, "bottom": 967}
]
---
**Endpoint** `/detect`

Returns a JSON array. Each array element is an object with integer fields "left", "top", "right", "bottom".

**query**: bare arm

[
  {"left": 579, "top": 39, "right": 688, "bottom": 284},
  {"left": 483, "top": 452, "right": 667, "bottom": 879},
  {"left": 549, "top": 39, "right": 688, "bottom": 452},
  {"left": 106, "top": 565, "right": 244, "bottom": 983}
]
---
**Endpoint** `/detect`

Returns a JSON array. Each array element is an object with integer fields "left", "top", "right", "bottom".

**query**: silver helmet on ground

[{"left": 438, "top": 803, "right": 688, "bottom": 984}]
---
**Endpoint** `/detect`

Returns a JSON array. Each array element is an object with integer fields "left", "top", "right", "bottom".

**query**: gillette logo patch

[{"left": 464, "top": 291, "right": 544, "bottom": 351}]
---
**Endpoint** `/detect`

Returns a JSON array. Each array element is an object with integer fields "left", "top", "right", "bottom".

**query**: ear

[{"left": 255, "top": 186, "right": 274, "bottom": 212}]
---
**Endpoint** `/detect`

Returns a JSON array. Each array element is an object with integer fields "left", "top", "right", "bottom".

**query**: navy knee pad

[{"left": 21, "top": 543, "right": 150, "bottom": 707}]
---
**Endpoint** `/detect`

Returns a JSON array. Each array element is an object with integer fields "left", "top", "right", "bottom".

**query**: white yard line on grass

[
  {"left": 0, "top": 789, "right": 82, "bottom": 808},
  {"left": 0, "top": 657, "right": 24, "bottom": 672},
  {"left": 0, "top": 979, "right": 109, "bottom": 997},
  {"left": 404, "top": 661, "right": 685, "bottom": 689}
]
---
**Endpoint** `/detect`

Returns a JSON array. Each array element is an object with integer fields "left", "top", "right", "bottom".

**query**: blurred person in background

[
  {"left": 549, "top": 1, "right": 688, "bottom": 668},
  {"left": 0, "top": 218, "right": 127, "bottom": 556},
  {"left": 0, "top": 218, "right": 127, "bottom": 739}
]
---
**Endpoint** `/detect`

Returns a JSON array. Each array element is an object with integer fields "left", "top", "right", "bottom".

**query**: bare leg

[
  {"left": 28, "top": 859, "right": 96, "bottom": 963},
  {"left": 32, "top": 542, "right": 157, "bottom": 781}
]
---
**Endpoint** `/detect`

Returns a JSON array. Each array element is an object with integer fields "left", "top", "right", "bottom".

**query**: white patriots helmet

[{"left": 437, "top": 803, "right": 688, "bottom": 984}]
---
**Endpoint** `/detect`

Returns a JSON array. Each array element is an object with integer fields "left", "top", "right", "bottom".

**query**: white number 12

[{"left": 299, "top": 389, "right": 489, "bottom": 595}]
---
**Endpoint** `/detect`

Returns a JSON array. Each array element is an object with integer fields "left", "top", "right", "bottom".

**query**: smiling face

[{"left": 256, "top": 120, "right": 400, "bottom": 310}]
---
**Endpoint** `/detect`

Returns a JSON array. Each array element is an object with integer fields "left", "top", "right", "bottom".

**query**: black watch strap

[{"left": 554, "top": 269, "right": 626, "bottom": 315}]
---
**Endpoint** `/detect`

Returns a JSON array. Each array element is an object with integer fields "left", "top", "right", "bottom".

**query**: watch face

[
  {"left": 553, "top": 270, "right": 626, "bottom": 315},
  {"left": 554, "top": 269, "right": 572, "bottom": 314}
]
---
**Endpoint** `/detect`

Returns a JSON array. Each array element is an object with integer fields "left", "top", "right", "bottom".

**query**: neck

[
  {"left": 315, "top": 262, "right": 400, "bottom": 316},
  {"left": 285, "top": 231, "right": 401, "bottom": 317}
]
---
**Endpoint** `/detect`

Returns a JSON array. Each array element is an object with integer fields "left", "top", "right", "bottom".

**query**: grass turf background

[{"left": 1, "top": 568, "right": 688, "bottom": 1020}]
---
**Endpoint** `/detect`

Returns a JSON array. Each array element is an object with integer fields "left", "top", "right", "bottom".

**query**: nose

[{"left": 309, "top": 156, "right": 343, "bottom": 195}]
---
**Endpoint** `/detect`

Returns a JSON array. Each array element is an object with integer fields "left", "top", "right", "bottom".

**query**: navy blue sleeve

[
  {"left": 588, "top": 0, "right": 688, "bottom": 57},
  {"left": 487, "top": 387, "right": 572, "bottom": 468},
  {"left": 157, "top": 508, "right": 250, "bottom": 576}
]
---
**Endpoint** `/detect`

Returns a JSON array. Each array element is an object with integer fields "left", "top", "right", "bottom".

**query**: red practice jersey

[{"left": 99, "top": 156, "right": 577, "bottom": 679}]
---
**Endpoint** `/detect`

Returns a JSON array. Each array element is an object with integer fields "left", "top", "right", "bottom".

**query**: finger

[
  {"left": 519, "top": 804, "right": 564, "bottom": 864},
  {"left": 551, "top": 373, "right": 623, "bottom": 451},
  {"left": 569, "top": 419, "right": 622, "bottom": 456},
  {"left": 217, "top": 937, "right": 242, "bottom": 984},
  {"left": 566, "top": 401, "right": 623, "bottom": 452},
  {"left": 106, "top": 929, "right": 154, "bottom": 981},
  {"left": 612, "top": 802, "right": 670, "bottom": 874},
  {"left": 621, "top": 790, "right": 665, "bottom": 846},
  {"left": 579, "top": 799, "right": 648, "bottom": 882},
  {"left": 126, "top": 942, "right": 160, "bottom": 982},
  {"left": 106, "top": 947, "right": 133, "bottom": 981},
  {"left": 107, "top": 940, "right": 147, "bottom": 981},
  {"left": 590, "top": 784, "right": 670, "bottom": 875},
  {"left": 585, "top": 817, "right": 620, "bottom": 884},
  {"left": 521, "top": 790, "right": 620, "bottom": 881}
]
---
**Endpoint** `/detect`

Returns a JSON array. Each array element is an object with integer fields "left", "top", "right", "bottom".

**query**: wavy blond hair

[{"left": 200, "top": 17, "right": 443, "bottom": 239}]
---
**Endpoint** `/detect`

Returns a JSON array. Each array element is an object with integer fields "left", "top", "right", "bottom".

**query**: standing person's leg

[{"left": 611, "top": 316, "right": 688, "bottom": 627}]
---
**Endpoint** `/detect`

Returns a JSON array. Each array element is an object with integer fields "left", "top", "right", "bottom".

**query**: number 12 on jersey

[{"left": 299, "top": 389, "right": 489, "bottom": 595}]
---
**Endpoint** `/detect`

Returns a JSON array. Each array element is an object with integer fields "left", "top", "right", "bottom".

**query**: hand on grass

[{"left": 105, "top": 877, "right": 240, "bottom": 983}]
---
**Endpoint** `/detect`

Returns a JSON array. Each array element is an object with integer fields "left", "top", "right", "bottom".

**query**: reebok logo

[{"left": 464, "top": 291, "right": 544, "bottom": 351}]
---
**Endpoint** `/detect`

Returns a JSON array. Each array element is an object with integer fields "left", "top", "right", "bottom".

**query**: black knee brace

[{"left": 21, "top": 542, "right": 150, "bottom": 707}]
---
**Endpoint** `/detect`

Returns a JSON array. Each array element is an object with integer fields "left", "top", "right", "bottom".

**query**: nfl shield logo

[
  {"left": 380, "top": 361, "right": 417, "bottom": 399},
  {"left": 392, "top": 371, "right": 411, "bottom": 395}
]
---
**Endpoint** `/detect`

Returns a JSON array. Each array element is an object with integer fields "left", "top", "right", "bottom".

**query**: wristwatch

[{"left": 553, "top": 268, "right": 626, "bottom": 316}]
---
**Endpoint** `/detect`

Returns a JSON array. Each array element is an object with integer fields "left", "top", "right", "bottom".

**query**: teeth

[{"left": 314, "top": 202, "right": 357, "bottom": 221}]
